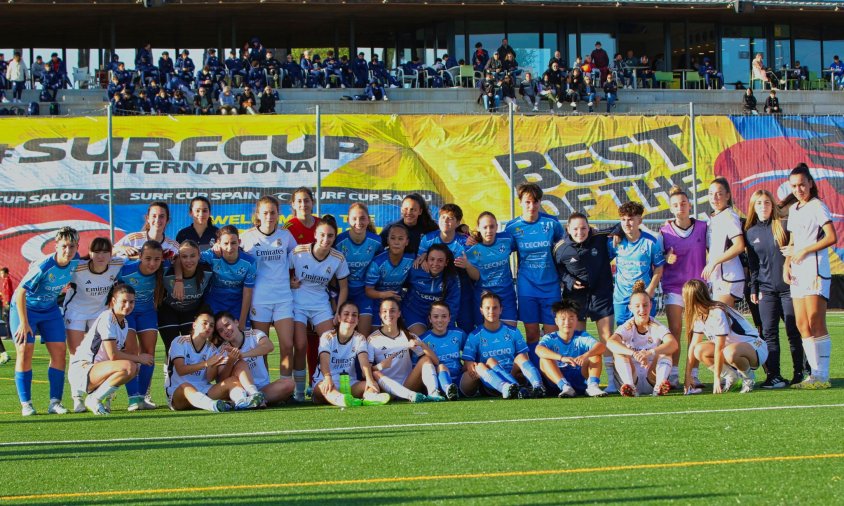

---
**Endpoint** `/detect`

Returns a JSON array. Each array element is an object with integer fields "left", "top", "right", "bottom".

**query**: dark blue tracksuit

[
  {"left": 553, "top": 228, "right": 615, "bottom": 322},
  {"left": 745, "top": 220, "right": 804, "bottom": 379}
]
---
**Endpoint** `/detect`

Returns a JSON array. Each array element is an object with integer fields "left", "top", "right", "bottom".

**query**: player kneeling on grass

[
  {"left": 683, "top": 279, "right": 768, "bottom": 395},
  {"left": 166, "top": 311, "right": 259, "bottom": 412},
  {"left": 535, "top": 299, "right": 607, "bottom": 398},
  {"left": 213, "top": 311, "right": 294, "bottom": 407},
  {"left": 606, "top": 281, "right": 678, "bottom": 397},
  {"left": 419, "top": 302, "right": 466, "bottom": 400},
  {"left": 461, "top": 292, "right": 545, "bottom": 399},
  {"left": 368, "top": 298, "right": 445, "bottom": 403},
  {"left": 69, "top": 284, "right": 151, "bottom": 415},
  {"left": 313, "top": 301, "right": 389, "bottom": 407}
]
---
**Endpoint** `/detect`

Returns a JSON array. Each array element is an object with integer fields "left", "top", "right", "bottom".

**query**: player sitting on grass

[
  {"left": 68, "top": 284, "right": 150, "bottom": 415},
  {"left": 312, "top": 301, "right": 389, "bottom": 407},
  {"left": 606, "top": 281, "right": 678, "bottom": 397},
  {"left": 212, "top": 311, "right": 294, "bottom": 407},
  {"left": 165, "top": 311, "right": 260, "bottom": 412},
  {"left": 460, "top": 292, "right": 545, "bottom": 399},
  {"left": 368, "top": 298, "right": 445, "bottom": 402},
  {"left": 419, "top": 302, "right": 466, "bottom": 400},
  {"left": 683, "top": 279, "right": 768, "bottom": 395},
  {"left": 535, "top": 299, "right": 607, "bottom": 398}
]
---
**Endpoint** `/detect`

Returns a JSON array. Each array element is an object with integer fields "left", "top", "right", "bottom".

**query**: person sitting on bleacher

[
  {"left": 370, "top": 54, "right": 398, "bottom": 88},
  {"left": 241, "top": 95, "right": 258, "bottom": 115},
  {"left": 204, "top": 49, "right": 223, "bottom": 80},
  {"left": 610, "top": 53, "right": 630, "bottom": 88},
  {"left": 479, "top": 71, "right": 499, "bottom": 112},
  {"left": 219, "top": 85, "right": 238, "bottom": 115},
  {"left": 562, "top": 74, "right": 579, "bottom": 110},
  {"left": 30, "top": 56, "right": 46, "bottom": 87},
  {"left": 579, "top": 74, "right": 599, "bottom": 113},
  {"left": 158, "top": 51, "right": 175, "bottom": 84},
  {"left": 502, "top": 53, "right": 521, "bottom": 79},
  {"left": 194, "top": 86, "right": 215, "bottom": 115},
  {"left": 281, "top": 53, "right": 303, "bottom": 88},
  {"left": 500, "top": 74, "right": 518, "bottom": 111},
  {"left": 113, "top": 89, "right": 135, "bottom": 116},
  {"left": 791, "top": 60, "right": 808, "bottom": 88},
  {"left": 403, "top": 55, "right": 425, "bottom": 87},
  {"left": 225, "top": 50, "right": 246, "bottom": 88},
  {"left": 542, "top": 62, "right": 564, "bottom": 101},
  {"left": 472, "top": 42, "right": 490, "bottom": 74},
  {"left": 114, "top": 62, "right": 135, "bottom": 95},
  {"left": 238, "top": 85, "right": 258, "bottom": 113},
  {"left": 548, "top": 50, "right": 565, "bottom": 72},
  {"left": 107, "top": 74, "right": 125, "bottom": 100},
  {"left": 153, "top": 88, "right": 172, "bottom": 115},
  {"left": 0, "top": 53, "right": 7, "bottom": 91},
  {"left": 135, "top": 89, "right": 153, "bottom": 115},
  {"left": 247, "top": 37, "right": 265, "bottom": 65},
  {"left": 764, "top": 89, "right": 782, "bottom": 114},
  {"left": 352, "top": 52, "right": 370, "bottom": 88},
  {"left": 196, "top": 66, "right": 218, "bottom": 98},
  {"left": 699, "top": 57, "right": 725, "bottom": 90},
  {"left": 176, "top": 50, "right": 196, "bottom": 87},
  {"left": 105, "top": 54, "right": 121, "bottom": 74},
  {"left": 323, "top": 50, "right": 343, "bottom": 89},
  {"left": 146, "top": 78, "right": 161, "bottom": 99},
  {"left": 312, "top": 55, "right": 328, "bottom": 88},
  {"left": 830, "top": 55, "right": 844, "bottom": 88},
  {"left": 603, "top": 73, "right": 618, "bottom": 112},
  {"left": 338, "top": 55, "right": 355, "bottom": 89},
  {"left": 259, "top": 85, "right": 278, "bottom": 113},
  {"left": 48, "top": 53, "right": 69, "bottom": 89},
  {"left": 248, "top": 60, "right": 267, "bottom": 91},
  {"left": 444, "top": 53, "right": 458, "bottom": 70},
  {"left": 171, "top": 89, "right": 191, "bottom": 115},
  {"left": 742, "top": 88, "right": 758, "bottom": 115},
  {"left": 365, "top": 79, "right": 388, "bottom": 101},
  {"left": 300, "top": 51, "right": 321, "bottom": 88},
  {"left": 41, "top": 63, "right": 61, "bottom": 102},
  {"left": 262, "top": 50, "right": 281, "bottom": 88},
  {"left": 538, "top": 73, "right": 559, "bottom": 111},
  {"left": 136, "top": 43, "right": 158, "bottom": 84},
  {"left": 638, "top": 55, "right": 655, "bottom": 88},
  {"left": 519, "top": 72, "right": 540, "bottom": 112},
  {"left": 485, "top": 52, "right": 504, "bottom": 83}
]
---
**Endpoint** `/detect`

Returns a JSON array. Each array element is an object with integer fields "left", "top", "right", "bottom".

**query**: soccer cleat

[
  {"left": 740, "top": 377, "right": 755, "bottom": 394},
  {"left": 48, "top": 400, "right": 69, "bottom": 415},
  {"left": 410, "top": 392, "right": 427, "bottom": 403},
  {"left": 721, "top": 367, "right": 739, "bottom": 392},
  {"left": 502, "top": 383, "right": 519, "bottom": 400},
  {"left": 127, "top": 395, "right": 143, "bottom": 412},
  {"left": 445, "top": 383, "right": 458, "bottom": 401},
  {"left": 586, "top": 383, "right": 608, "bottom": 397},
  {"left": 84, "top": 396, "right": 109, "bottom": 416},
  {"left": 684, "top": 386, "right": 703, "bottom": 395},
  {"left": 532, "top": 385, "right": 546, "bottom": 399},
  {"left": 21, "top": 402, "right": 36, "bottom": 417},
  {"left": 761, "top": 375, "right": 788, "bottom": 389},
  {"left": 653, "top": 380, "right": 671, "bottom": 397},
  {"left": 558, "top": 384, "right": 576, "bottom": 398},
  {"left": 791, "top": 375, "right": 832, "bottom": 390},
  {"left": 73, "top": 396, "right": 86, "bottom": 413},
  {"left": 141, "top": 395, "right": 157, "bottom": 410},
  {"left": 234, "top": 395, "right": 260, "bottom": 410},
  {"left": 517, "top": 387, "right": 532, "bottom": 400},
  {"left": 425, "top": 393, "right": 447, "bottom": 402},
  {"left": 790, "top": 373, "right": 805, "bottom": 386},
  {"left": 251, "top": 392, "right": 266, "bottom": 407},
  {"left": 212, "top": 400, "right": 234, "bottom": 412},
  {"left": 0, "top": 351, "right": 8, "bottom": 364},
  {"left": 619, "top": 383, "right": 637, "bottom": 398},
  {"left": 362, "top": 391, "right": 390, "bottom": 405},
  {"left": 555, "top": 101, "right": 563, "bottom": 109}
]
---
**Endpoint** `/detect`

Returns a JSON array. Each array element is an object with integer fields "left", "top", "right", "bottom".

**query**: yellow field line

[
  {"left": 0, "top": 377, "right": 48, "bottom": 384},
  {"left": 3, "top": 453, "right": 843, "bottom": 502}
]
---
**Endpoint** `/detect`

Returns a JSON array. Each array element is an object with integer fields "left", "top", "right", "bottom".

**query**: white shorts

[
  {"left": 64, "top": 316, "right": 98, "bottom": 332},
  {"left": 710, "top": 279, "right": 745, "bottom": 301},
  {"left": 250, "top": 302, "right": 293, "bottom": 323},
  {"left": 166, "top": 380, "right": 212, "bottom": 401},
  {"left": 612, "top": 358, "right": 654, "bottom": 395},
  {"left": 752, "top": 340, "right": 769, "bottom": 369},
  {"left": 663, "top": 292, "right": 684, "bottom": 308},
  {"left": 790, "top": 276, "right": 831, "bottom": 300},
  {"left": 312, "top": 372, "right": 362, "bottom": 390},
  {"left": 68, "top": 360, "right": 94, "bottom": 395},
  {"left": 294, "top": 304, "right": 334, "bottom": 326}
]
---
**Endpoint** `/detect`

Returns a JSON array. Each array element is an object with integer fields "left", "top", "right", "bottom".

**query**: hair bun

[{"left": 631, "top": 280, "right": 647, "bottom": 294}]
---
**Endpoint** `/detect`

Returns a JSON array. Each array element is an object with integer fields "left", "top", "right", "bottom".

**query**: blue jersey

[
  {"left": 466, "top": 233, "right": 516, "bottom": 291},
  {"left": 608, "top": 230, "right": 666, "bottom": 304},
  {"left": 335, "top": 231, "right": 382, "bottom": 289},
  {"left": 505, "top": 214, "right": 565, "bottom": 295},
  {"left": 538, "top": 330, "right": 600, "bottom": 370},
  {"left": 462, "top": 323, "right": 528, "bottom": 371},
  {"left": 364, "top": 252, "right": 415, "bottom": 293},
  {"left": 200, "top": 249, "right": 257, "bottom": 303},
  {"left": 117, "top": 260, "right": 162, "bottom": 313},
  {"left": 418, "top": 231, "right": 469, "bottom": 259},
  {"left": 403, "top": 267, "right": 461, "bottom": 320},
  {"left": 19, "top": 254, "right": 80, "bottom": 311},
  {"left": 420, "top": 328, "right": 466, "bottom": 378}
]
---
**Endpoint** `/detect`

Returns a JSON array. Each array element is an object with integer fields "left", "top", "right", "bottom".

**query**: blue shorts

[
  {"left": 474, "top": 286, "right": 518, "bottom": 326},
  {"left": 10, "top": 303, "right": 65, "bottom": 344},
  {"left": 566, "top": 289, "right": 614, "bottom": 322},
  {"left": 402, "top": 301, "right": 430, "bottom": 328},
  {"left": 544, "top": 366, "right": 588, "bottom": 395},
  {"left": 208, "top": 297, "right": 245, "bottom": 321},
  {"left": 348, "top": 286, "right": 373, "bottom": 317},
  {"left": 127, "top": 307, "right": 158, "bottom": 333},
  {"left": 518, "top": 294, "right": 559, "bottom": 326},
  {"left": 614, "top": 299, "right": 657, "bottom": 326}
]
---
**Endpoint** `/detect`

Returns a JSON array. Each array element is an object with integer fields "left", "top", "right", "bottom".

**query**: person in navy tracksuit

[
  {"left": 158, "top": 51, "right": 175, "bottom": 83},
  {"left": 176, "top": 50, "right": 195, "bottom": 88},
  {"left": 136, "top": 43, "right": 158, "bottom": 84},
  {"left": 352, "top": 52, "right": 370, "bottom": 87},
  {"left": 225, "top": 50, "right": 247, "bottom": 87}
]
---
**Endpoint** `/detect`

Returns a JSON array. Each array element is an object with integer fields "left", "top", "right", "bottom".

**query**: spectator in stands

[
  {"left": 603, "top": 73, "right": 618, "bottom": 112},
  {"left": 176, "top": 50, "right": 196, "bottom": 86},
  {"left": 105, "top": 53, "right": 122, "bottom": 73},
  {"left": 365, "top": 80, "right": 388, "bottom": 101},
  {"left": 580, "top": 75, "right": 599, "bottom": 113},
  {"left": 791, "top": 60, "right": 808, "bottom": 88},
  {"left": 136, "top": 89, "right": 153, "bottom": 115},
  {"left": 48, "top": 52, "right": 69, "bottom": 88},
  {"left": 699, "top": 57, "right": 725, "bottom": 90},
  {"left": 582, "top": 55, "right": 601, "bottom": 83},
  {"left": 764, "top": 89, "right": 782, "bottom": 114},
  {"left": 623, "top": 50, "right": 637, "bottom": 82},
  {"left": 136, "top": 43, "right": 158, "bottom": 84},
  {"left": 263, "top": 50, "right": 281, "bottom": 88},
  {"left": 225, "top": 49, "right": 246, "bottom": 87},
  {"left": 194, "top": 86, "right": 215, "bottom": 115},
  {"left": 752, "top": 53, "right": 775, "bottom": 89},
  {"left": 538, "top": 72, "right": 559, "bottom": 110},
  {"left": 301, "top": 51, "right": 322, "bottom": 88},
  {"left": 107, "top": 74, "right": 124, "bottom": 100},
  {"left": 238, "top": 85, "right": 257, "bottom": 113},
  {"left": 279, "top": 53, "right": 300, "bottom": 88},
  {"left": 369, "top": 54, "right": 398, "bottom": 88},
  {"left": 146, "top": 78, "right": 161, "bottom": 99},
  {"left": 485, "top": 52, "right": 504, "bottom": 82},
  {"left": 42, "top": 63, "right": 61, "bottom": 102},
  {"left": 248, "top": 60, "right": 267, "bottom": 90},
  {"left": 443, "top": 53, "right": 458, "bottom": 70},
  {"left": 247, "top": 37, "right": 265, "bottom": 64},
  {"left": 479, "top": 71, "right": 499, "bottom": 112},
  {"left": 259, "top": 85, "right": 278, "bottom": 113},
  {"left": 114, "top": 89, "right": 135, "bottom": 116},
  {"left": 154, "top": 88, "right": 172, "bottom": 114},
  {"left": 219, "top": 85, "right": 238, "bottom": 115},
  {"left": 502, "top": 53, "right": 520, "bottom": 78},
  {"left": 610, "top": 53, "right": 630, "bottom": 88},
  {"left": 572, "top": 55, "right": 584, "bottom": 74},
  {"left": 196, "top": 66, "right": 217, "bottom": 96},
  {"left": 497, "top": 38, "right": 516, "bottom": 61},
  {"left": 562, "top": 74, "right": 579, "bottom": 110},
  {"left": 171, "top": 89, "right": 191, "bottom": 114},
  {"left": 114, "top": 62, "right": 135, "bottom": 94},
  {"left": 543, "top": 61, "right": 564, "bottom": 100},
  {"left": 569, "top": 67, "right": 584, "bottom": 89},
  {"left": 242, "top": 96, "right": 258, "bottom": 115},
  {"left": 548, "top": 50, "right": 564, "bottom": 71},
  {"left": 158, "top": 51, "right": 175, "bottom": 83},
  {"left": 30, "top": 56, "right": 45, "bottom": 86},
  {"left": 743, "top": 88, "right": 758, "bottom": 115},
  {"left": 0, "top": 53, "right": 7, "bottom": 91},
  {"left": 352, "top": 52, "right": 370, "bottom": 87},
  {"left": 338, "top": 55, "right": 354, "bottom": 88},
  {"left": 519, "top": 72, "right": 541, "bottom": 112},
  {"left": 205, "top": 49, "right": 223, "bottom": 81},
  {"left": 591, "top": 41, "right": 610, "bottom": 83},
  {"left": 500, "top": 74, "right": 518, "bottom": 111},
  {"left": 323, "top": 50, "right": 343, "bottom": 88},
  {"left": 830, "top": 55, "right": 844, "bottom": 88},
  {"left": 312, "top": 54, "right": 326, "bottom": 87},
  {"left": 639, "top": 55, "right": 655, "bottom": 88},
  {"left": 473, "top": 42, "right": 490, "bottom": 73}
]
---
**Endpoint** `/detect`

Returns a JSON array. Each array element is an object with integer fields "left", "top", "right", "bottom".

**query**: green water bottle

[{"left": 339, "top": 373, "right": 351, "bottom": 395}]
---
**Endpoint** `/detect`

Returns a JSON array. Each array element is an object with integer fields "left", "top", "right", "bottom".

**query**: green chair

[
  {"left": 809, "top": 70, "right": 830, "bottom": 91},
  {"left": 685, "top": 71, "right": 703, "bottom": 89},
  {"left": 654, "top": 71, "right": 675, "bottom": 89}
]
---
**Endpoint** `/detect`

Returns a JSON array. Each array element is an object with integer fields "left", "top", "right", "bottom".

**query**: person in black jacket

[
  {"left": 478, "top": 71, "right": 500, "bottom": 112},
  {"left": 744, "top": 190, "right": 805, "bottom": 387},
  {"left": 500, "top": 74, "right": 518, "bottom": 111},
  {"left": 602, "top": 73, "right": 618, "bottom": 112},
  {"left": 743, "top": 88, "right": 758, "bottom": 115},
  {"left": 259, "top": 85, "right": 277, "bottom": 113},
  {"left": 519, "top": 72, "right": 540, "bottom": 111},
  {"left": 764, "top": 89, "right": 782, "bottom": 114}
]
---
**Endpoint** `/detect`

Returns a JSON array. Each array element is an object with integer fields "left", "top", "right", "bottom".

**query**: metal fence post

[
  {"left": 315, "top": 105, "right": 322, "bottom": 217},
  {"left": 689, "top": 101, "right": 698, "bottom": 217},
  {"left": 107, "top": 103, "right": 115, "bottom": 243},
  {"left": 509, "top": 101, "right": 515, "bottom": 221}
]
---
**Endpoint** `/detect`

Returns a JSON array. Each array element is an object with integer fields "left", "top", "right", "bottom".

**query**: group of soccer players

[{"left": 8, "top": 163, "right": 837, "bottom": 416}]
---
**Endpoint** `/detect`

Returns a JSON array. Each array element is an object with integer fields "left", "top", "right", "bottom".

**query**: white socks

[
  {"left": 655, "top": 357, "right": 672, "bottom": 385},
  {"left": 229, "top": 386, "right": 247, "bottom": 403},
  {"left": 812, "top": 335, "right": 831, "bottom": 381},
  {"left": 377, "top": 375, "right": 416, "bottom": 401},
  {"left": 421, "top": 363, "right": 439, "bottom": 396},
  {"left": 91, "top": 382, "right": 119, "bottom": 403},
  {"left": 614, "top": 356, "right": 635, "bottom": 386},
  {"left": 293, "top": 370, "right": 306, "bottom": 401},
  {"left": 604, "top": 356, "right": 617, "bottom": 390},
  {"left": 184, "top": 389, "right": 216, "bottom": 412}
]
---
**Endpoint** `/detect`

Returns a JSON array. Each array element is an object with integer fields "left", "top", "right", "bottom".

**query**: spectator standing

[
  {"left": 247, "top": 37, "right": 265, "bottom": 64},
  {"left": 0, "top": 53, "right": 8, "bottom": 91},
  {"left": 519, "top": 72, "right": 541, "bottom": 111},
  {"left": 590, "top": 41, "right": 610, "bottom": 83},
  {"left": 219, "top": 85, "right": 238, "bottom": 115},
  {"left": 497, "top": 38, "right": 516, "bottom": 61},
  {"left": 5, "top": 52, "right": 27, "bottom": 103},
  {"left": 472, "top": 42, "right": 490, "bottom": 73},
  {"left": 743, "top": 88, "right": 758, "bottom": 114},
  {"left": 603, "top": 73, "right": 618, "bottom": 112},
  {"left": 830, "top": 55, "right": 844, "bottom": 88},
  {"left": 352, "top": 52, "right": 370, "bottom": 87},
  {"left": 764, "top": 89, "right": 782, "bottom": 114}
]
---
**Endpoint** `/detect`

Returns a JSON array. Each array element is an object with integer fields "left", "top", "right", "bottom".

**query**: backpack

[
  {"left": 431, "top": 75, "right": 443, "bottom": 88},
  {"left": 27, "top": 101, "right": 39, "bottom": 116}
]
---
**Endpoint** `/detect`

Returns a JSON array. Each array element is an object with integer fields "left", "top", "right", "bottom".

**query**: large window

[
  {"left": 620, "top": 22, "right": 664, "bottom": 66},
  {"left": 794, "top": 26, "right": 821, "bottom": 73},
  {"left": 467, "top": 20, "right": 505, "bottom": 61},
  {"left": 774, "top": 25, "right": 791, "bottom": 71},
  {"left": 721, "top": 26, "right": 764, "bottom": 88},
  {"left": 823, "top": 33, "right": 844, "bottom": 70},
  {"left": 509, "top": 22, "right": 542, "bottom": 75},
  {"left": 579, "top": 30, "right": 616, "bottom": 66}
]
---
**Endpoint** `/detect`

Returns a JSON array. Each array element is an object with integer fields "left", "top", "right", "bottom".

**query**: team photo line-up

[{"left": 8, "top": 162, "right": 836, "bottom": 416}]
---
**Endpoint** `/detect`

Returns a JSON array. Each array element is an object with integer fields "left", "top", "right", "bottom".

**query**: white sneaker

[
  {"left": 341, "top": 84, "right": 346, "bottom": 89},
  {"left": 532, "top": 106, "right": 538, "bottom": 112},
  {"left": 740, "top": 375, "right": 755, "bottom": 394},
  {"left": 21, "top": 402, "right": 36, "bottom": 417},
  {"left": 141, "top": 395, "right": 157, "bottom": 410},
  {"left": 0, "top": 351, "right": 8, "bottom": 364},
  {"left": 73, "top": 396, "right": 86, "bottom": 413},
  {"left": 84, "top": 395, "right": 109, "bottom": 415},
  {"left": 48, "top": 400, "right": 69, "bottom": 414},
  {"left": 558, "top": 384, "right": 576, "bottom": 398},
  {"left": 587, "top": 101, "right": 594, "bottom": 107},
  {"left": 383, "top": 96, "right": 389, "bottom": 101},
  {"left": 556, "top": 101, "right": 563, "bottom": 109},
  {"left": 325, "top": 84, "right": 331, "bottom": 89},
  {"left": 389, "top": 84, "right": 399, "bottom": 88},
  {"left": 570, "top": 101, "right": 576, "bottom": 107},
  {"left": 586, "top": 383, "right": 607, "bottom": 397},
  {"left": 0, "top": 97, "right": 8, "bottom": 104},
  {"left": 721, "top": 367, "right": 739, "bottom": 392}
]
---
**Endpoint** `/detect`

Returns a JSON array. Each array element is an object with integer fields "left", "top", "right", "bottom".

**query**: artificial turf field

[{"left": 0, "top": 316, "right": 842, "bottom": 505}]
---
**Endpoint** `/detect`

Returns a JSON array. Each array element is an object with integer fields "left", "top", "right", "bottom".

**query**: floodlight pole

[
  {"left": 689, "top": 101, "right": 698, "bottom": 217},
  {"left": 315, "top": 105, "right": 322, "bottom": 217},
  {"left": 509, "top": 101, "right": 515, "bottom": 221},
  {"left": 107, "top": 102, "right": 115, "bottom": 242}
]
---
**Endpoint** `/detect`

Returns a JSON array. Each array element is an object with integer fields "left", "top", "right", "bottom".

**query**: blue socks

[
  {"left": 48, "top": 367, "right": 65, "bottom": 400},
  {"left": 527, "top": 341, "right": 539, "bottom": 367},
  {"left": 437, "top": 370, "right": 453, "bottom": 393},
  {"left": 125, "top": 376, "right": 141, "bottom": 397},
  {"left": 556, "top": 378, "right": 570, "bottom": 391},
  {"left": 519, "top": 360, "right": 543, "bottom": 389},
  {"left": 588, "top": 376, "right": 600, "bottom": 385},
  {"left": 138, "top": 363, "right": 155, "bottom": 397},
  {"left": 492, "top": 364, "right": 519, "bottom": 385},
  {"left": 478, "top": 368, "right": 506, "bottom": 393},
  {"left": 15, "top": 370, "right": 33, "bottom": 403}
]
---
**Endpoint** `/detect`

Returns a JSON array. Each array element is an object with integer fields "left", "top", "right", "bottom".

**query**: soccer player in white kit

[
  {"left": 607, "top": 281, "right": 678, "bottom": 397},
  {"left": 240, "top": 196, "right": 298, "bottom": 392},
  {"left": 68, "top": 284, "right": 150, "bottom": 415},
  {"left": 703, "top": 178, "right": 746, "bottom": 307},
  {"left": 784, "top": 164, "right": 838, "bottom": 389},
  {"left": 683, "top": 279, "right": 768, "bottom": 394},
  {"left": 312, "top": 301, "right": 389, "bottom": 407},
  {"left": 290, "top": 216, "right": 350, "bottom": 401},
  {"left": 113, "top": 201, "right": 180, "bottom": 259}
]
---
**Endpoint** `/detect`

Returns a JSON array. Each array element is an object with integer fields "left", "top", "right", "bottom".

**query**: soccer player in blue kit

[
  {"left": 335, "top": 203, "right": 383, "bottom": 336},
  {"left": 419, "top": 302, "right": 465, "bottom": 400},
  {"left": 466, "top": 212, "right": 518, "bottom": 326},
  {"left": 201, "top": 226, "right": 257, "bottom": 328},
  {"left": 12, "top": 227, "right": 80, "bottom": 416},
  {"left": 504, "top": 183, "right": 565, "bottom": 362},
  {"left": 365, "top": 223, "right": 414, "bottom": 329},
  {"left": 461, "top": 292, "right": 545, "bottom": 399}
]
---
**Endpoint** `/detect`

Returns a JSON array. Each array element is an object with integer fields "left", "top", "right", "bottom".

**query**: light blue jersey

[
  {"left": 462, "top": 323, "right": 528, "bottom": 371},
  {"left": 200, "top": 249, "right": 257, "bottom": 312},
  {"left": 117, "top": 260, "right": 161, "bottom": 313},
  {"left": 364, "top": 252, "right": 415, "bottom": 293},
  {"left": 19, "top": 254, "right": 80, "bottom": 311},
  {"left": 420, "top": 328, "right": 466, "bottom": 378},
  {"left": 608, "top": 230, "right": 665, "bottom": 305},
  {"left": 538, "top": 330, "right": 600, "bottom": 370},
  {"left": 335, "top": 231, "right": 383, "bottom": 289},
  {"left": 505, "top": 214, "right": 565, "bottom": 295},
  {"left": 466, "top": 233, "right": 516, "bottom": 291},
  {"left": 418, "top": 231, "right": 469, "bottom": 258}
]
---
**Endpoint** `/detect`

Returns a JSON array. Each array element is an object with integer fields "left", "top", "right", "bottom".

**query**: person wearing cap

[
  {"left": 485, "top": 52, "right": 504, "bottom": 83},
  {"left": 590, "top": 42, "right": 610, "bottom": 83},
  {"left": 158, "top": 51, "right": 175, "bottom": 83},
  {"left": 225, "top": 50, "right": 247, "bottom": 87},
  {"left": 473, "top": 42, "right": 490, "bottom": 73},
  {"left": 699, "top": 57, "right": 725, "bottom": 90},
  {"left": 205, "top": 49, "right": 223, "bottom": 82}
]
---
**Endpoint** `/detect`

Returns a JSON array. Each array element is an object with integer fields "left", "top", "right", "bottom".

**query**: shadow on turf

[{"left": 0, "top": 431, "right": 403, "bottom": 462}]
